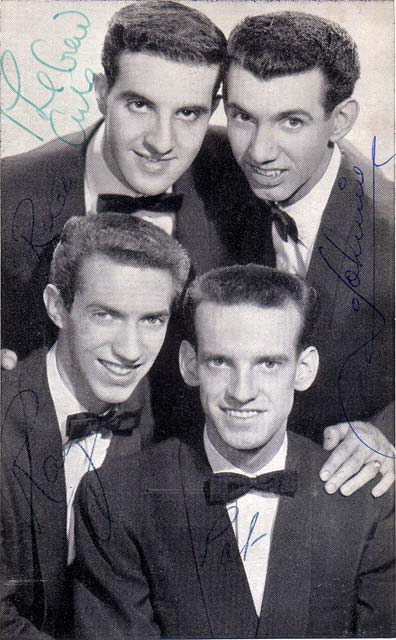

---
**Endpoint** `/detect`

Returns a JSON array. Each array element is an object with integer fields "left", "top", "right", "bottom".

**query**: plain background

[{"left": 1, "top": 0, "right": 394, "bottom": 179}]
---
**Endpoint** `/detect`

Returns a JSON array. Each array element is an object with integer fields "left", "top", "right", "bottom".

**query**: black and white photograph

[{"left": 1, "top": 1, "right": 395, "bottom": 638}]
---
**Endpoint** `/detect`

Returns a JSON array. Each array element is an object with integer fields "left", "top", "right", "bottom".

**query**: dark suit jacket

[
  {"left": 72, "top": 433, "right": 395, "bottom": 639},
  {"left": 239, "top": 142, "right": 395, "bottom": 442},
  {"left": 0, "top": 349, "right": 152, "bottom": 639}
]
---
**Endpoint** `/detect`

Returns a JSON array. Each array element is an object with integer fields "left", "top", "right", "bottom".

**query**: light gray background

[{"left": 1, "top": 0, "right": 394, "bottom": 179}]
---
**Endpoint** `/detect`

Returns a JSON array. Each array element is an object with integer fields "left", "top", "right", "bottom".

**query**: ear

[
  {"left": 43, "top": 284, "right": 69, "bottom": 330},
  {"left": 329, "top": 98, "right": 359, "bottom": 143},
  {"left": 294, "top": 346, "right": 319, "bottom": 392},
  {"left": 211, "top": 94, "right": 222, "bottom": 115},
  {"left": 94, "top": 73, "right": 109, "bottom": 117},
  {"left": 179, "top": 340, "right": 200, "bottom": 387}
]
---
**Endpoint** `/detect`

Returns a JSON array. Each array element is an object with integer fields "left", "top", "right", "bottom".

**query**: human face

[
  {"left": 191, "top": 302, "right": 307, "bottom": 469},
  {"left": 56, "top": 254, "right": 173, "bottom": 413},
  {"left": 226, "top": 66, "right": 338, "bottom": 205},
  {"left": 97, "top": 52, "right": 219, "bottom": 196}
]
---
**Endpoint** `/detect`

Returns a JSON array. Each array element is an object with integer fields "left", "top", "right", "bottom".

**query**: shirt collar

[
  {"left": 46, "top": 344, "right": 88, "bottom": 445},
  {"left": 281, "top": 144, "right": 342, "bottom": 249},
  {"left": 84, "top": 122, "right": 172, "bottom": 214},
  {"left": 204, "top": 427, "right": 288, "bottom": 477}
]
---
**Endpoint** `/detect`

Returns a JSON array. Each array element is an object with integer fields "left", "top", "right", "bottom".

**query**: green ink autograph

[{"left": 1, "top": 10, "right": 94, "bottom": 146}]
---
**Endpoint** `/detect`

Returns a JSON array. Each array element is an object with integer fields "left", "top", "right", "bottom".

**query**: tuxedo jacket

[
  {"left": 0, "top": 349, "right": 152, "bottom": 639},
  {"left": 72, "top": 433, "right": 395, "bottom": 639},
  {"left": 238, "top": 142, "right": 395, "bottom": 442},
  {"left": 1, "top": 122, "right": 245, "bottom": 358}
]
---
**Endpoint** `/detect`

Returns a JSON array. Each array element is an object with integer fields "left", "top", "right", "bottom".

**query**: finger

[
  {"left": 1, "top": 349, "right": 18, "bottom": 371},
  {"left": 372, "top": 470, "right": 395, "bottom": 498},
  {"left": 320, "top": 437, "right": 361, "bottom": 482},
  {"left": 322, "top": 423, "right": 350, "bottom": 451},
  {"left": 323, "top": 454, "right": 368, "bottom": 494},
  {"left": 339, "top": 461, "right": 381, "bottom": 496}
]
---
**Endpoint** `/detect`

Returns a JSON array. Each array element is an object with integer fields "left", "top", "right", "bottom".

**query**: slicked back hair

[
  {"left": 183, "top": 264, "right": 319, "bottom": 353},
  {"left": 102, "top": 0, "right": 227, "bottom": 96},
  {"left": 50, "top": 213, "right": 190, "bottom": 310},
  {"left": 226, "top": 11, "right": 360, "bottom": 113}
]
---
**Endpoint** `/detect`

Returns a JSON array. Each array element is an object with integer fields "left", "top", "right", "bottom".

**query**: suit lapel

[
  {"left": 256, "top": 433, "right": 313, "bottom": 638},
  {"left": 15, "top": 351, "right": 68, "bottom": 617},
  {"left": 306, "top": 147, "right": 358, "bottom": 329},
  {"left": 239, "top": 195, "right": 276, "bottom": 267},
  {"left": 180, "top": 442, "right": 258, "bottom": 639}
]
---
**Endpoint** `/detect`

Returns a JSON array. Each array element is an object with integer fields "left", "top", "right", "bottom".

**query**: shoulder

[
  {"left": 1, "top": 349, "right": 48, "bottom": 424},
  {"left": 1, "top": 121, "right": 101, "bottom": 177}
]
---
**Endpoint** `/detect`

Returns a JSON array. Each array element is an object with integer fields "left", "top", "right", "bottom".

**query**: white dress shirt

[
  {"left": 84, "top": 123, "right": 175, "bottom": 235},
  {"left": 204, "top": 429, "right": 288, "bottom": 616},
  {"left": 46, "top": 344, "right": 112, "bottom": 564},
  {"left": 272, "top": 144, "right": 342, "bottom": 275}
]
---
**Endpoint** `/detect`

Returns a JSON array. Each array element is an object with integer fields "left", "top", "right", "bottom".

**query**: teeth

[
  {"left": 100, "top": 360, "right": 136, "bottom": 376},
  {"left": 224, "top": 409, "right": 260, "bottom": 418},
  {"left": 254, "top": 169, "right": 282, "bottom": 178}
]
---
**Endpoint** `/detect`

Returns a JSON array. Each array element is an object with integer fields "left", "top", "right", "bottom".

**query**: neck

[{"left": 281, "top": 144, "right": 334, "bottom": 207}]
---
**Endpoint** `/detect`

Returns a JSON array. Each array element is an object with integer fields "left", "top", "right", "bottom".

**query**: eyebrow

[
  {"left": 226, "top": 101, "right": 313, "bottom": 121},
  {"left": 119, "top": 91, "right": 210, "bottom": 114}
]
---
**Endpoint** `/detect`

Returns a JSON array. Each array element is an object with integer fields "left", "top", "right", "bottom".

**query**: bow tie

[
  {"left": 269, "top": 203, "right": 299, "bottom": 243},
  {"left": 97, "top": 193, "right": 184, "bottom": 215},
  {"left": 66, "top": 408, "right": 141, "bottom": 441},
  {"left": 204, "top": 470, "right": 298, "bottom": 505}
]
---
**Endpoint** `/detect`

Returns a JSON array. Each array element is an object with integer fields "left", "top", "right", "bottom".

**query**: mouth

[
  {"left": 134, "top": 150, "right": 173, "bottom": 164},
  {"left": 246, "top": 164, "right": 287, "bottom": 185},
  {"left": 98, "top": 359, "right": 141, "bottom": 378},
  {"left": 221, "top": 408, "right": 264, "bottom": 419}
]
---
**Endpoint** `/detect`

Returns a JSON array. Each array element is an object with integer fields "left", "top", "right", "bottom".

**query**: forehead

[
  {"left": 75, "top": 253, "right": 174, "bottom": 311},
  {"left": 112, "top": 51, "right": 219, "bottom": 104},
  {"left": 226, "top": 64, "right": 327, "bottom": 117},
  {"left": 195, "top": 301, "right": 302, "bottom": 356}
]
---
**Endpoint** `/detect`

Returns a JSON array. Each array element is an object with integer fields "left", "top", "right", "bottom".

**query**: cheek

[{"left": 177, "top": 123, "right": 208, "bottom": 156}]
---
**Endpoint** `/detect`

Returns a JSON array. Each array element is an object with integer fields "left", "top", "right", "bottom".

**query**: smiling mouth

[
  {"left": 222, "top": 408, "right": 264, "bottom": 419},
  {"left": 249, "top": 166, "right": 285, "bottom": 178},
  {"left": 134, "top": 150, "right": 173, "bottom": 163},
  {"left": 98, "top": 359, "right": 141, "bottom": 377}
]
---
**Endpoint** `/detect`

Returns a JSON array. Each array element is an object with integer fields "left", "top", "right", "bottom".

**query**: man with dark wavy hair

[
  {"left": 1, "top": 213, "right": 190, "bottom": 639},
  {"left": 223, "top": 11, "right": 394, "bottom": 498}
]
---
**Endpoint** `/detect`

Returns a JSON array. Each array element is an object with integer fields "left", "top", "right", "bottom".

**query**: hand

[
  {"left": 320, "top": 421, "right": 395, "bottom": 497},
  {"left": 1, "top": 349, "right": 18, "bottom": 370}
]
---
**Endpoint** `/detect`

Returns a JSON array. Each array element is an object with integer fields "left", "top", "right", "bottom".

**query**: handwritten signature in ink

[
  {"left": 200, "top": 505, "right": 267, "bottom": 566},
  {"left": 1, "top": 10, "right": 94, "bottom": 146}
]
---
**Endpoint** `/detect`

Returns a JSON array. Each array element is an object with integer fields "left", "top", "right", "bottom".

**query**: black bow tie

[
  {"left": 269, "top": 203, "right": 299, "bottom": 243},
  {"left": 97, "top": 193, "right": 184, "bottom": 215},
  {"left": 66, "top": 408, "right": 141, "bottom": 441},
  {"left": 204, "top": 470, "right": 298, "bottom": 505}
]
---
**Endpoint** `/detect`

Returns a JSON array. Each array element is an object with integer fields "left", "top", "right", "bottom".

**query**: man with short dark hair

[
  {"left": 224, "top": 11, "right": 395, "bottom": 496},
  {"left": 72, "top": 265, "right": 395, "bottom": 639},
  {"left": 1, "top": 213, "right": 190, "bottom": 639}
]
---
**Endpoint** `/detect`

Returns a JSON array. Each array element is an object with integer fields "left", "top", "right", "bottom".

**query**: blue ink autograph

[
  {"left": 200, "top": 505, "right": 267, "bottom": 566},
  {"left": 1, "top": 11, "right": 94, "bottom": 146},
  {"left": 318, "top": 136, "right": 395, "bottom": 459}
]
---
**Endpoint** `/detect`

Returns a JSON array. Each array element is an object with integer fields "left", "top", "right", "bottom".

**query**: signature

[
  {"left": 200, "top": 505, "right": 267, "bottom": 566},
  {"left": 318, "top": 137, "right": 395, "bottom": 458},
  {"left": 1, "top": 10, "right": 94, "bottom": 146},
  {"left": 2, "top": 387, "right": 111, "bottom": 539}
]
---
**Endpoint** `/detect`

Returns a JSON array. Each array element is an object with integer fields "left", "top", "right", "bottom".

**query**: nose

[
  {"left": 112, "top": 323, "right": 142, "bottom": 364},
  {"left": 226, "top": 367, "right": 258, "bottom": 405},
  {"left": 144, "top": 113, "right": 174, "bottom": 157},
  {"left": 248, "top": 123, "right": 278, "bottom": 165}
]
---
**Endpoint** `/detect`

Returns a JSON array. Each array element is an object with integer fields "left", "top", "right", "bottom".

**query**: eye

[
  {"left": 228, "top": 108, "right": 252, "bottom": 124},
  {"left": 284, "top": 117, "right": 303, "bottom": 129},
  {"left": 258, "top": 360, "right": 279, "bottom": 370},
  {"left": 92, "top": 311, "right": 113, "bottom": 322},
  {"left": 208, "top": 357, "right": 227, "bottom": 368},
  {"left": 177, "top": 108, "right": 201, "bottom": 121},
  {"left": 142, "top": 315, "right": 167, "bottom": 326},
  {"left": 126, "top": 100, "right": 150, "bottom": 113}
]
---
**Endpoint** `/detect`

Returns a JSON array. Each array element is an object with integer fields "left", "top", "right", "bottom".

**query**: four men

[{"left": 1, "top": 1, "right": 395, "bottom": 638}]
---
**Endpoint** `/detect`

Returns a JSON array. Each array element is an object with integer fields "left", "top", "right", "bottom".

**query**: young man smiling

[
  {"left": 72, "top": 265, "right": 394, "bottom": 639},
  {"left": 1, "top": 213, "right": 190, "bottom": 639},
  {"left": 224, "top": 11, "right": 395, "bottom": 498}
]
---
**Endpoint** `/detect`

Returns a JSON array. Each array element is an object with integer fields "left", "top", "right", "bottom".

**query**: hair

[
  {"left": 102, "top": 0, "right": 227, "bottom": 96},
  {"left": 50, "top": 213, "right": 190, "bottom": 310},
  {"left": 226, "top": 11, "right": 360, "bottom": 113},
  {"left": 183, "top": 264, "right": 319, "bottom": 352}
]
